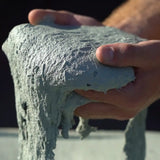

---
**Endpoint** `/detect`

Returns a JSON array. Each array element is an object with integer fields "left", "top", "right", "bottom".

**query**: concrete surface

[{"left": 0, "top": 128, "right": 159, "bottom": 160}]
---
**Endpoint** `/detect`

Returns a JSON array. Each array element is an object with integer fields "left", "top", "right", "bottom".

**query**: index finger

[{"left": 28, "top": 9, "right": 76, "bottom": 25}]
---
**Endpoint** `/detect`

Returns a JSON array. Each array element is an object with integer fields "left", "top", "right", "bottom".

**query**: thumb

[{"left": 96, "top": 40, "right": 160, "bottom": 68}]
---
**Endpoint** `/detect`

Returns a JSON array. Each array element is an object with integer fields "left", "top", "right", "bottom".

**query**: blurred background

[{"left": 0, "top": 0, "right": 160, "bottom": 130}]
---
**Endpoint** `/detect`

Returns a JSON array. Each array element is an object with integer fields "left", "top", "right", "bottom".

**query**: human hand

[
  {"left": 28, "top": 9, "right": 102, "bottom": 26},
  {"left": 75, "top": 40, "right": 160, "bottom": 120},
  {"left": 28, "top": 9, "right": 160, "bottom": 121}
]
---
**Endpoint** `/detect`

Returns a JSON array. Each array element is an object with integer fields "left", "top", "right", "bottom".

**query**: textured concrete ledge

[{"left": 0, "top": 128, "right": 159, "bottom": 160}]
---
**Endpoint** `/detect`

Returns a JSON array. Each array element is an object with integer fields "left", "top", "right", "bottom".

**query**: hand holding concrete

[
  {"left": 0, "top": 7, "right": 153, "bottom": 160},
  {"left": 76, "top": 40, "right": 160, "bottom": 120},
  {"left": 29, "top": 9, "right": 160, "bottom": 120}
]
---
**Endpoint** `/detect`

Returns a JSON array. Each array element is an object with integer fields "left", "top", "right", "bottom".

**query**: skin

[
  {"left": 103, "top": 0, "right": 160, "bottom": 40},
  {"left": 28, "top": 0, "right": 160, "bottom": 120}
]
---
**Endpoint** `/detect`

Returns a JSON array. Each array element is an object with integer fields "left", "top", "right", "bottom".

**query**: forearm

[{"left": 103, "top": 0, "right": 160, "bottom": 39}]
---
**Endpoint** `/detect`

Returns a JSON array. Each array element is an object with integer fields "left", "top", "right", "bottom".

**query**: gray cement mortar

[{"left": 2, "top": 22, "right": 147, "bottom": 160}]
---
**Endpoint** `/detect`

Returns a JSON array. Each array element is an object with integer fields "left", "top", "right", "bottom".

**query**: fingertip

[
  {"left": 28, "top": 9, "right": 55, "bottom": 25},
  {"left": 96, "top": 45, "right": 114, "bottom": 65},
  {"left": 28, "top": 9, "right": 40, "bottom": 25}
]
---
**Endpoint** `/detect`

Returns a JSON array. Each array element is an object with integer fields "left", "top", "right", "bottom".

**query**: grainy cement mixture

[{"left": 2, "top": 22, "right": 147, "bottom": 160}]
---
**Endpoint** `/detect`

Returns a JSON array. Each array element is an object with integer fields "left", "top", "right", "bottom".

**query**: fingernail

[{"left": 101, "top": 47, "right": 114, "bottom": 62}]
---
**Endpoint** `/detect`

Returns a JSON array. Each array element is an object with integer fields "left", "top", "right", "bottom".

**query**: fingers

[
  {"left": 28, "top": 9, "right": 76, "bottom": 25},
  {"left": 74, "top": 102, "right": 137, "bottom": 120},
  {"left": 28, "top": 9, "right": 102, "bottom": 26},
  {"left": 75, "top": 76, "right": 141, "bottom": 112},
  {"left": 75, "top": 68, "right": 157, "bottom": 113},
  {"left": 96, "top": 40, "right": 160, "bottom": 69},
  {"left": 28, "top": 9, "right": 53, "bottom": 25}
]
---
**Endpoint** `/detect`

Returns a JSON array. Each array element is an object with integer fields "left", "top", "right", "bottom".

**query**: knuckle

[
  {"left": 121, "top": 43, "right": 136, "bottom": 54},
  {"left": 112, "top": 43, "right": 136, "bottom": 66},
  {"left": 121, "top": 43, "right": 137, "bottom": 65}
]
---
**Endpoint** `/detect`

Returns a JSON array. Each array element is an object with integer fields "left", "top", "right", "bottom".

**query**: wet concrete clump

[{"left": 2, "top": 22, "right": 146, "bottom": 160}]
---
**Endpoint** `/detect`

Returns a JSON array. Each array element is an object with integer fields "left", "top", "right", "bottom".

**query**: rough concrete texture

[
  {"left": 123, "top": 109, "right": 147, "bottom": 160},
  {"left": 2, "top": 22, "right": 146, "bottom": 160}
]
